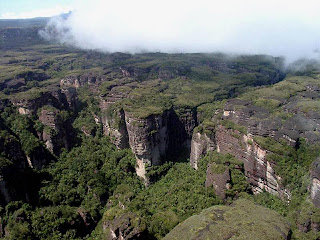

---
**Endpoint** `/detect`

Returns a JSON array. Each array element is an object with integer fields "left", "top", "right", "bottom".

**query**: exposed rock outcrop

[
  {"left": 215, "top": 125, "right": 290, "bottom": 198},
  {"left": 311, "top": 159, "right": 320, "bottom": 208},
  {"left": 8, "top": 83, "right": 78, "bottom": 156},
  {"left": 190, "top": 128, "right": 215, "bottom": 169},
  {"left": 38, "top": 108, "right": 72, "bottom": 155},
  {"left": 102, "top": 108, "right": 129, "bottom": 149},
  {"left": 11, "top": 89, "right": 76, "bottom": 116},
  {"left": 164, "top": 199, "right": 292, "bottom": 240},
  {"left": 125, "top": 111, "right": 171, "bottom": 181},
  {"left": 100, "top": 104, "right": 198, "bottom": 181},
  {"left": 296, "top": 201, "right": 320, "bottom": 234},
  {"left": 102, "top": 210, "right": 146, "bottom": 240},
  {"left": 222, "top": 90, "right": 320, "bottom": 145},
  {"left": 189, "top": 90, "right": 320, "bottom": 198},
  {"left": 205, "top": 164, "right": 231, "bottom": 199}
]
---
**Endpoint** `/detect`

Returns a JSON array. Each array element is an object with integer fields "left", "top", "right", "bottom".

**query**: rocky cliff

[
  {"left": 125, "top": 111, "right": 171, "bottom": 181},
  {"left": 190, "top": 124, "right": 215, "bottom": 169},
  {"left": 102, "top": 208, "right": 147, "bottom": 240},
  {"left": 0, "top": 119, "right": 31, "bottom": 205},
  {"left": 189, "top": 120, "right": 288, "bottom": 198},
  {"left": 101, "top": 106, "right": 196, "bottom": 182},
  {"left": 38, "top": 107, "right": 72, "bottom": 155},
  {"left": 102, "top": 107, "right": 129, "bottom": 149},
  {"left": 311, "top": 159, "right": 320, "bottom": 208},
  {"left": 205, "top": 163, "right": 231, "bottom": 199},
  {"left": 190, "top": 75, "right": 320, "bottom": 200},
  {"left": 215, "top": 124, "right": 290, "bottom": 198}
]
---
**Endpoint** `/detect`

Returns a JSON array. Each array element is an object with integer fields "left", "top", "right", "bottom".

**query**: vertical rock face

[
  {"left": 125, "top": 111, "right": 170, "bottom": 180},
  {"left": 9, "top": 86, "right": 78, "bottom": 156},
  {"left": 166, "top": 108, "right": 198, "bottom": 159},
  {"left": 60, "top": 76, "right": 82, "bottom": 89},
  {"left": 176, "top": 108, "right": 198, "bottom": 139},
  {"left": 0, "top": 123, "right": 28, "bottom": 205},
  {"left": 38, "top": 108, "right": 72, "bottom": 156},
  {"left": 102, "top": 211, "right": 146, "bottom": 240},
  {"left": 174, "top": 108, "right": 197, "bottom": 143},
  {"left": 100, "top": 105, "right": 198, "bottom": 181},
  {"left": 11, "top": 88, "right": 77, "bottom": 117},
  {"left": 190, "top": 131, "right": 215, "bottom": 169},
  {"left": 60, "top": 87, "right": 78, "bottom": 111},
  {"left": 102, "top": 108, "right": 129, "bottom": 149},
  {"left": 215, "top": 125, "right": 289, "bottom": 198},
  {"left": 311, "top": 159, "right": 320, "bottom": 208},
  {"left": 205, "top": 164, "right": 230, "bottom": 199}
]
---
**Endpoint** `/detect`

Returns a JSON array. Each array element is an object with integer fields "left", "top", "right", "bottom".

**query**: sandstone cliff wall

[
  {"left": 125, "top": 111, "right": 171, "bottom": 180},
  {"left": 311, "top": 159, "right": 320, "bottom": 208},
  {"left": 205, "top": 165, "right": 230, "bottom": 199},
  {"left": 215, "top": 125, "right": 289, "bottom": 198},
  {"left": 100, "top": 105, "right": 198, "bottom": 181},
  {"left": 190, "top": 131, "right": 215, "bottom": 169}
]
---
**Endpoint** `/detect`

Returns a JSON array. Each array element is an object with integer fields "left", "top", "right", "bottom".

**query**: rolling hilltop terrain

[{"left": 0, "top": 17, "right": 320, "bottom": 240}]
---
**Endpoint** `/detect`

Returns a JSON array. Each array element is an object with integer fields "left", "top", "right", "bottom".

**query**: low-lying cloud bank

[{"left": 40, "top": 0, "right": 320, "bottom": 63}]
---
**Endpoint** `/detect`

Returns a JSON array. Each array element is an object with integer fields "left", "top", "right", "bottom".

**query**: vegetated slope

[{"left": 0, "top": 18, "right": 48, "bottom": 50}]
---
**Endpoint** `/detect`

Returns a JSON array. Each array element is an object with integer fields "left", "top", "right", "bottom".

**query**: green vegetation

[
  {"left": 123, "top": 93, "right": 172, "bottom": 119},
  {"left": 202, "top": 152, "right": 248, "bottom": 199},
  {"left": 2, "top": 28, "right": 320, "bottom": 240},
  {"left": 1, "top": 106, "right": 43, "bottom": 156},
  {"left": 1, "top": 136, "right": 141, "bottom": 239},
  {"left": 0, "top": 43, "right": 284, "bottom": 120},
  {"left": 275, "top": 139, "right": 320, "bottom": 188},
  {"left": 193, "top": 120, "right": 216, "bottom": 135},
  {"left": 250, "top": 191, "right": 320, "bottom": 240},
  {"left": 253, "top": 136, "right": 289, "bottom": 155},
  {"left": 210, "top": 163, "right": 227, "bottom": 174},
  {"left": 220, "top": 119, "right": 247, "bottom": 134},
  {"left": 73, "top": 109, "right": 98, "bottom": 136},
  {"left": 240, "top": 75, "right": 320, "bottom": 115},
  {"left": 241, "top": 77, "right": 307, "bottom": 101},
  {"left": 297, "top": 99, "right": 320, "bottom": 113},
  {"left": 0, "top": 134, "right": 223, "bottom": 239},
  {"left": 164, "top": 198, "right": 291, "bottom": 240},
  {"left": 129, "top": 162, "right": 221, "bottom": 221}
]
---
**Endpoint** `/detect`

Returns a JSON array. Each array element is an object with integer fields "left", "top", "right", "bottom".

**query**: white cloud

[
  {"left": 0, "top": 5, "right": 72, "bottom": 19},
  {"left": 40, "top": 0, "right": 320, "bottom": 62}
]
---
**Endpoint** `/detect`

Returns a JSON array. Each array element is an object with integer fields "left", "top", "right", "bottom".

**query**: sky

[
  {"left": 2, "top": 0, "right": 320, "bottom": 63},
  {"left": 0, "top": 0, "right": 73, "bottom": 19}
]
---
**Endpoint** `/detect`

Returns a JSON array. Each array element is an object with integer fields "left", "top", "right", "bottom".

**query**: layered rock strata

[
  {"left": 125, "top": 111, "right": 171, "bottom": 180},
  {"left": 215, "top": 125, "right": 289, "bottom": 198},
  {"left": 190, "top": 131, "right": 215, "bottom": 169}
]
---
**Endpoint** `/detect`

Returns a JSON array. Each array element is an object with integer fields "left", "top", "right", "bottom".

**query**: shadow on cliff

[{"left": 166, "top": 109, "right": 192, "bottom": 163}]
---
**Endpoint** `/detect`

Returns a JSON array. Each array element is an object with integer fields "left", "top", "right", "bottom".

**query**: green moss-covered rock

[
  {"left": 164, "top": 199, "right": 291, "bottom": 240},
  {"left": 102, "top": 207, "right": 147, "bottom": 240}
]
